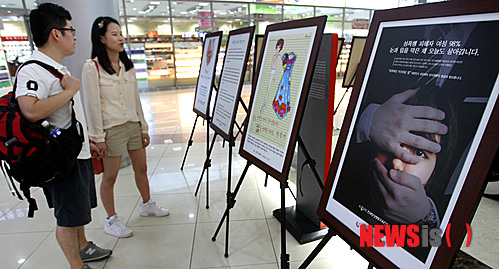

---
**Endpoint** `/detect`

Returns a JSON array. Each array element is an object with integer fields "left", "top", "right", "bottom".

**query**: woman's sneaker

[
  {"left": 104, "top": 214, "right": 133, "bottom": 238},
  {"left": 140, "top": 200, "right": 170, "bottom": 217}
]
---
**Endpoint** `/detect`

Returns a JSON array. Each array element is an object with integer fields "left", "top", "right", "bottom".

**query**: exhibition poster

[
  {"left": 193, "top": 31, "right": 222, "bottom": 119},
  {"left": 342, "top": 36, "right": 366, "bottom": 88},
  {"left": 322, "top": 12, "right": 499, "bottom": 269},
  {"left": 211, "top": 27, "right": 254, "bottom": 139},
  {"left": 242, "top": 26, "right": 318, "bottom": 173}
]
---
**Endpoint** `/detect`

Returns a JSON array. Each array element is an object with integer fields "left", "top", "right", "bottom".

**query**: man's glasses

[{"left": 53, "top": 27, "right": 76, "bottom": 35}]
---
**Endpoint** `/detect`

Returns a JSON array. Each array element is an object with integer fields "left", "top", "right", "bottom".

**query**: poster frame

[
  {"left": 239, "top": 16, "right": 327, "bottom": 183},
  {"left": 342, "top": 36, "right": 367, "bottom": 88},
  {"left": 316, "top": 1, "right": 499, "bottom": 269},
  {"left": 337, "top": 37, "right": 345, "bottom": 64},
  {"left": 193, "top": 31, "right": 223, "bottom": 119},
  {"left": 210, "top": 26, "right": 255, "bottom": 141}
]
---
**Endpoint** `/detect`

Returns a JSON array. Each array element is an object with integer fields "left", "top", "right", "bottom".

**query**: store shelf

[
  {"left": 337, "top": 42, "right": 351, "bottom": 78},
  {"left": 126, "top": 43, "right": 148, "bottom": 81},
  {"left": 144, "top": 42, "right": 175, "bottom": 87},
  {"left": 174, "top": 42, "right": 203, "bottom": 81},
  {"left": 0, "top": 42, "right": 13, "bottom": 96},
  {"left": 1, "top": 37, "right": 31, "bottom": 64}
]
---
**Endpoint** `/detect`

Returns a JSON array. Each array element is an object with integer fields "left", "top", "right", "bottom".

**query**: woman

[
  {"left": 273, "top": 52, "right": 295, "bottom": 119},
  {"left": 81, "top": 17, "right": 169, "bottom": 238},
  {"left": 260, "top": 38, "right": 283, "bottom": 114}
]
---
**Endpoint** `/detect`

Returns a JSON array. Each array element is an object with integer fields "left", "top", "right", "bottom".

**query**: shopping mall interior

[{"left": 0, "top": 0, "right": 498, "bottom": 268}]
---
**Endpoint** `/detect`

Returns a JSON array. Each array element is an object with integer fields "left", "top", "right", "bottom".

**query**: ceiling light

[
  {"left": 150, "top": 1, "right": 160, "bottom": 4},
  {"left": 198, "top": 3, "right": 209, "bottom": 6}
]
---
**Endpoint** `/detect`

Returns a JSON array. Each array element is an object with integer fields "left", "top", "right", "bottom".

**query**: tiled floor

[{"left": 0, "top": 85, "right": 498, "bottom": 269}]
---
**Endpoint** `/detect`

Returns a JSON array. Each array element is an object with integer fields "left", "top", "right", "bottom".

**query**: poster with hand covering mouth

[{"left": 317, "top": 5, "right": 499, "bottom": 269}]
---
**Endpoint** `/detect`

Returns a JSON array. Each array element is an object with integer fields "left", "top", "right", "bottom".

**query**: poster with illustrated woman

[{"left": 239, "top": 16, "right": 327, "bottom": 182}]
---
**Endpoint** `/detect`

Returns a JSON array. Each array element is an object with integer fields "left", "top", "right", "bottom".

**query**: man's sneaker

[
  {"left": 82, "top": 264, "right": 94, "bottom": 269},
  {"left": 79, "top": 241, "right": 112, "bottom": 262},
  {"left": 104, "top": 214, "right": 133, "bottom": 238},
  {"left": 140, "top": 200, "right": 170, "bottom": 217}
]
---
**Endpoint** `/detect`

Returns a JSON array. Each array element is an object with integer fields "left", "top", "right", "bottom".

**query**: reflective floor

[{"left": 0, "top": 85, "right": 497, "bottom": 269}]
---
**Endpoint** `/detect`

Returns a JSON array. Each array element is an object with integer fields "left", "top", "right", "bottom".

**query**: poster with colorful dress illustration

[{"left": 239, "top": 17, "right": 327, "bottom": 181}]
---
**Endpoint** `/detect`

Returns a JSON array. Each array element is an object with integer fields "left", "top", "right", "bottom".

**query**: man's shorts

[
  {"left": 46, "top": 159, "right": 97, "bottom": 227},
  {"left": 105, "top": 121, "right": 144, "bottom": 157}
]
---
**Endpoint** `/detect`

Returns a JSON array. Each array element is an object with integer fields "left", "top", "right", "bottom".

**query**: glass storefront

[{"left": 1, "top": 0, "right": 444, "bottom": 90}]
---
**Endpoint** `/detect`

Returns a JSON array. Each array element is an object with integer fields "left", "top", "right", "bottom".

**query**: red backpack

[{"left": 0, "top": 60, "right": 83, "bottom": 217}]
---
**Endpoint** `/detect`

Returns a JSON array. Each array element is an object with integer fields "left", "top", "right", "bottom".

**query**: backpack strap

[
  {"left": 7, "top": 60, "right": 66, "bottom": 161},
  {"left": 12, "top": 60, "right": 64, "bottom": 93},
  {"left": 20, "top": 184, "right": 38, "bottom": 218},
  {"left": 9, "top": 60, "right": 71, "bottom": 218},
  {"left": 1, "top": 161, "right": 23, "bottom": 200}
]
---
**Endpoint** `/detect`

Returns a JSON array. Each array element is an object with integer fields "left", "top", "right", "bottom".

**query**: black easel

[
  {"left": 211, "top": 160, "right": 291, "bottom": 268},
  {"left": 298, "top": 228, "right": 376, "bottom": 269},
  {"left": 298, "top": 229, "right": 336, "bottom": 269},
  {"left": 211, "top": 133, "right": 326, "bottom": 267},
  {"left": 180, "top": 115, "right": 199, "bottom": 170},
  {"left": 196, "top": 84, "right": 217, "bottom": 208},
  {"left": 194, "top": 95, "right": 247, "bottom": 208}
]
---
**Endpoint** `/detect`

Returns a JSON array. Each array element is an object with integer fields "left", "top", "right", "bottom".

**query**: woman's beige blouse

[{"left": 81, "top": 59, "right": 148, "bottom": 143}]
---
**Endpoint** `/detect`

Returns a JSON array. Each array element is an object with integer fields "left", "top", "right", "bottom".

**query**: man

[{"left": 16, "top": 3, "right": 111, "bottom": 269}]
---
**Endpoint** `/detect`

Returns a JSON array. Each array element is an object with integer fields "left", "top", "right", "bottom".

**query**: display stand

[
  {"left": 182, "top": 94, "right": 247, "bottom": 172},
  {"left": 211, "top": 160, "right": 291, "bottom": 268},
  {"left": 273, "top": 136, "right": 326, "bottom": 244},
  {"left": 273, "top": 33, "right": 337, "bottom": 245},
  {"left": 200, "top": 84, "right": 217, "bottom": 208},
  {"left": 195, "top": 25, "right": 255, "bottom": 217},
  {"left": 180, "top": 115, "right": 199, "bottom": 170},
  {"left": 298, "top": 229, "right": 336, "bottom": 269},
  {"left": 212, "top": 137, "right": 324, "bottom": 265},
  {"left": 316, "top": 2, "right": 499, "bottom": 269},
  {"left": 297, "top": 227, "right": 375, "bottom": 269},
  {"left": 232, "top": 16, "right": 326, "bottom": 269},
  {"left": 194, "top": 96, "right": 247, "bottom": 199},
  {"left": 187, "top": 31, "right": 222, "bottom": 207},
  {"left": 335, "top": 36, "right": 366, "bottom": 116}
]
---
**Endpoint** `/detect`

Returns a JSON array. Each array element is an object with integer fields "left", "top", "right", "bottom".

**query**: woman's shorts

[{"left": 105, "top": 121, "right": 144, "bottom": 156}]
